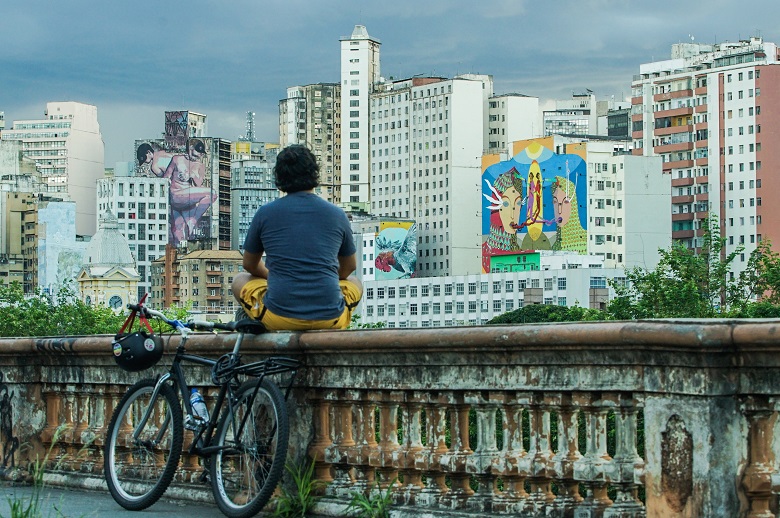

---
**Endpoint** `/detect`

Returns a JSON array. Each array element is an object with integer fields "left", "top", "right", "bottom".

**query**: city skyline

[{"left": 2, "top": 0, "right": 778, "bottom": 166}]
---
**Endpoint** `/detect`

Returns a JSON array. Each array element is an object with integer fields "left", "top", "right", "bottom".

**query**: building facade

[
  {"left": 1, "top": 101, "right": 104, "bottom": 236},
  {"left": 230, "top": 141, "right": 280, "bottom": 250},
  {"left": 279, "top": 84, "right": 341, "bottom": 203},
  {"left": 359, "top": 252, "right": 623, "bottom": 328},
  {"left": 150, "top": 249, "right": 243, "bottom": 317},
  {"left": 487, "top": 93, "right": 541, "bottom": 153},
  {"left": 340, "top": 25, "right": 381, "bottom": 206},
  {"left": 96, "top": 173, "right": 170, "bottom": 301},
  {"left": 631, "top": 37, "right": 780, "bottom": 278}
]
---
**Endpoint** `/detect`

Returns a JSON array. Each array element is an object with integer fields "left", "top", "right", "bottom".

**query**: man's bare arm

[
  {"left": 243, "top": 250, "right": 269, "bottom": 279},
  {"left": 337, "top": 254, "right": 357, "bottom": 280}
]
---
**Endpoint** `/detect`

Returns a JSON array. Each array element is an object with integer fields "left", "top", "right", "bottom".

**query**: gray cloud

[{"left": 2, "top": 0, "right": 778, "bottom": 165}]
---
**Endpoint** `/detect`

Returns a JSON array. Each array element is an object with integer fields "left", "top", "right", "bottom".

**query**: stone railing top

[{"left": 2, "top": 318, "right": 780, "bottom": 356}]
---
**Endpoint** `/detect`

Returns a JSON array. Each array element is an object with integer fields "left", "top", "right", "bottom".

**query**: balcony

[
  {"left": 672, "top": 212, "right": 695, "bottom": 221},
  {"left": 653, "top": 124, "right": 693, "bottom": 137},
  {"left": 672, "top": 195, "right": 694, "bottom": 204},
  {"left": 663, "top": 159, "right": 694, "bottom": 170},
  {"left": 653, "top": 89, "right": 693, "bottom": 102},
  {"left": 671, "top": 177, "right": 695, "bottom": 187},
  {"left": 654, "top": 141, "right": 694, "bottom": 154},
  {"left": 673, "top": 229, "right": 695, "bottom": 239},
  {"left": 654, "top": 106, "right": 693, "bottom": 118}
]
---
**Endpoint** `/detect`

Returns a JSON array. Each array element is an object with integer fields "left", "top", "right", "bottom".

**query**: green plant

[
  {"left": 344, "top": 479, "right": 395, "bottom": 518},
  {"left": 4, "top": 424, "right": 72, "bottom": 518},
  {"left": 272, "top": 459, "right": 327, "bottom": 517}
]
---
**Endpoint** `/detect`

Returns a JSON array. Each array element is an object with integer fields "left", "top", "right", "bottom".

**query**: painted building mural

[
  {"left": 134, "top": 137, "right": 217, "bottom": 247},
  {"left": 374, "top": 221, "right": 417, "bottom": 280},
  {"left": 481, "top": 140, "right": 587, "bottom": 273}
]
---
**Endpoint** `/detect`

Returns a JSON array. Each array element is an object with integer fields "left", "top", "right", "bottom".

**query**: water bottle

[{"left": 190, "top": 388, "right": 209, "bottom": 425}]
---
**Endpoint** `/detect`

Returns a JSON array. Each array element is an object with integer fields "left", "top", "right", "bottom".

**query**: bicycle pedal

[{"left": 198, "top": 470, "right": 211, "bottom": 484}]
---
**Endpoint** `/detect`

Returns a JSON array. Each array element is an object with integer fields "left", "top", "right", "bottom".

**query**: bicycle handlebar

[{"left": 127, "top": 303, "right": 239, "bottom": 334}]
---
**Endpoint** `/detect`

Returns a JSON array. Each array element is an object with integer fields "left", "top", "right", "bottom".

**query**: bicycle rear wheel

[
  {"left": 209, "top": 378, "right": 289, "bottom": 518},
  {"left": 104, "top": 378, "right": 183, "bottom": 510}
]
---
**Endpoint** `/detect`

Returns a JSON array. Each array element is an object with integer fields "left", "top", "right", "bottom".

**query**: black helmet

[{"left": 112, "top": 331, "right": 164, "bottom": 372}]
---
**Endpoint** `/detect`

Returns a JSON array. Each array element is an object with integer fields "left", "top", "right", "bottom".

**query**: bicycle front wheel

[
  {"left": 104, "top": 378, "right": 183, "bottom": 510},
  {"left": 210, "top": 378, "right": 289, "bottom": 518}
]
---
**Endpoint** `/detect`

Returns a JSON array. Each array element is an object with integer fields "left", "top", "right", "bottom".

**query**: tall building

[
  {"left": 543, "top": 93, "right": 628, "bottom": 137},
  {"left": 0, "top": 102, "right": 104, "bottom": 236},
  {"left": 340, "top": 25, "right": 381, "bottom": 206},
  {"left": 279, "top": 83, "right": 341, "bottom": 202},
  {"left": 631, "top": 37, "right": 780, "bottom": 277},
  {"left": 487, "top": 93, "right": 540, "bottom": 153},
  {"left": 96, "top": 171, "right": 170, "bottom": 301},
  {"left": 370, "top": 74, "right": 491, "bottom": 277},
  {"left": 230, "top": 141, "right": 280, "bottom": 250}
]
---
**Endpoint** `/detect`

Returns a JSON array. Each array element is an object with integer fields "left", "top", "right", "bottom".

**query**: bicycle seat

[{"left": 233, "top": 318, "right": 268, "bottom": 335}]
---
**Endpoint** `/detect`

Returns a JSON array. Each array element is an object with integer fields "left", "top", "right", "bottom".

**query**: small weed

[
  {"left": 344, "top": 478, "right": 396, "bottom": 518},
  {"left": 272, "top": 459, "right": 327, "bottom": 517}
]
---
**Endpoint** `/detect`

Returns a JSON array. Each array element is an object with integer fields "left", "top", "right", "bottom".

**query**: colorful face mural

[
  {"left": 134, "top": 138, "right": 218, "bottom": 247},
  {"left": 481, "top": 141, "right": 587, "bottom": 272},
  {"left": 375, "top": 222, "right": 417, "bottom": 280}
]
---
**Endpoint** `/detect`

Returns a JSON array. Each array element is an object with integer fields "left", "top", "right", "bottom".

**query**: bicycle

[{"left": 103, "top": 297, "right": 301, "bottom": 518}]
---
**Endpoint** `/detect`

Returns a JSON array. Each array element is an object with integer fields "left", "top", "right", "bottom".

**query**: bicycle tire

[
  {"left": 209, "top": 378, "right": 289, "bottom": 518},
  {"left": 104, "top": 378, "right": 184, "bottom": 510}
]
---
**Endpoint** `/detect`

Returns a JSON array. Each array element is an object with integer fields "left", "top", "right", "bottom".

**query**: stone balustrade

[{"left": 1, "top": 320, "right": 780, "bottom": 517}]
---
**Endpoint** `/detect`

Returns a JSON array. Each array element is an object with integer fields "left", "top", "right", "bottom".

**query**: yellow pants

[{"left": 239, "top": 278, "right": 362, "bottom": 330}]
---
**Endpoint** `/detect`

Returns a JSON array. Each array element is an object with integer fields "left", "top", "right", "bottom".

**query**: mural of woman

[
  {"left": 551, "top": 175, "right": 587, "bottom": 253},
  {"left": 482, "top": 167, "right": 525, "bottom": 271},
  {"left": 161, "top": 138, "right": 218, "bottom": 245},
  {"left": 136, "top": 142, "right": 173, "bottom": 177}
]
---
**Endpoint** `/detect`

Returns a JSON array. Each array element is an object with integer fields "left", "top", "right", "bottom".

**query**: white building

[
  {"left": 543, "top": 93, "right": 629, "bottom": 138},
  {"left": 359, "top": 252, "right": 623, "bottom": 328},
  {"left": 1, "top": 102, "right": 104, "bottom": 236},
  {"left": 38, "top": 201, "right": 88, "bottom": 297},
  {"left": 96, "top": 172, "right": 169, "bottom": 301},
  {"left": 487, "top": 93, "right": 541, "bottom": 153},
  {"left": 340, "top": 25, "right": 381, "bottom": 206},
  {"left": 631, "top": 37, "right": 780, "bottom": 279},
  {"left": 370, "top": 74, "right": 491, "bottom": 277}
]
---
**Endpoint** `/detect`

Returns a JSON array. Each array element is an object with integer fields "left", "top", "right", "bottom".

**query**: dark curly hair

[
  {"left": 136, "top": 143, "right": 154, "bottom": 165},
  {"left": 274, "top": 145, "right": 320, "bottom": 193}
]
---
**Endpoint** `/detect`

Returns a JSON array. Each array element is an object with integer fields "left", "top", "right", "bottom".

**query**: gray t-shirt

[{"left": 243, "top": 191, "right": 356, "bottom": 320}]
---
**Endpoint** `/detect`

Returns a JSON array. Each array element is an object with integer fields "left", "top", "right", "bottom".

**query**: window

[{"left": 468, "top": 282, "right": 477, "bottom": 295}]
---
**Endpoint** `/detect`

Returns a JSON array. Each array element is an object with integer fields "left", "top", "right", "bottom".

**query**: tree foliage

[
  {"left": 607, "top": 216, "right": 780, "bottom": 319},
  {"left": 488, "top": 303, "right": 607, "bottom": 325},
  {"left": 0, "top": 281, "right": 125, "bottom": 337}
]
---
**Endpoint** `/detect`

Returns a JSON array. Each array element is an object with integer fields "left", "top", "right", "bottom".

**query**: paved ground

[{"left": 0, "top": 483, "right": 222, "bottom": 518}]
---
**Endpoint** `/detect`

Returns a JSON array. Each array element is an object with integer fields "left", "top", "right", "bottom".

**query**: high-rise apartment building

[
  {"left": 279, "top": 83, "right": 341, "bottom": 202},
  {"left": 96, "top": 172, "right": 170, "bottom": 301},
  {"left": 340, "top": 25, "right": 381, "bottom": 206},
  {"left": 487, "top": 93, "right": 540, "bottom": 153},
  {"left": 370, "top": 74, "right": 491, "bottom": 277},
  {"left": 1, "top": 102, "right": 104, "bottom": 236},
  {"left": 230, "top": 141, "right": 280, "bottom": 250},
  {"left": 631, "top": 37, "right": 780, "bottom": 277}
]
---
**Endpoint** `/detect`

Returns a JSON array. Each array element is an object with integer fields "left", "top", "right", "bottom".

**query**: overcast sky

[{"left": 2, "top": 0, "right": 778, "bottom": 166}]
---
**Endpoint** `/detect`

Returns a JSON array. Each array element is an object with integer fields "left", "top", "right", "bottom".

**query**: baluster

[
  {"left": 551, "top": 392, "right": 584, "bottom": 515},
  {"left": 574, "top": 392, "right": 616, "bottom": 516},
  {"left": 494, "top": 392, "right": 531, "bottom": 514},
  {"left": 741, "top": 396, "right": 777, "bottom": 518},
  {"left": 376, "top": 391, "right": 402, "bottom": 489},
  {"left": 440, "top": 394, "right": 474, "bottom": 510},
  {"left": 526, "top": 393, "right": 555, "bottom": 512},
  {"left": 417, "top": 393, "right": 449, "bottom": 507},
  {"left": 604, "top": 393, "right": 644, "bottom": 517},
  {"left": 398, "top": 392, "right": 424, "bottom": 504},
  {"left": 351, "top": 390, "right": 377, "bottom": 493},
  {"left": 325, "top": 390, "right": 355, "bottom": 497},
  {"left": 72, "top": 388, "right": 91, "bottom": 471},
  {"left": 465, "top": 391, "right": 500, "bottom": 514},
  {"left": 307, "top": 392, "right": 334, "bottom": 484}
]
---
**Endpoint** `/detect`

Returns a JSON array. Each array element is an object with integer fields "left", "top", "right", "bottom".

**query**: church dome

[{"left": 84, "top": 211, "right": 136, "bottom": 266}]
